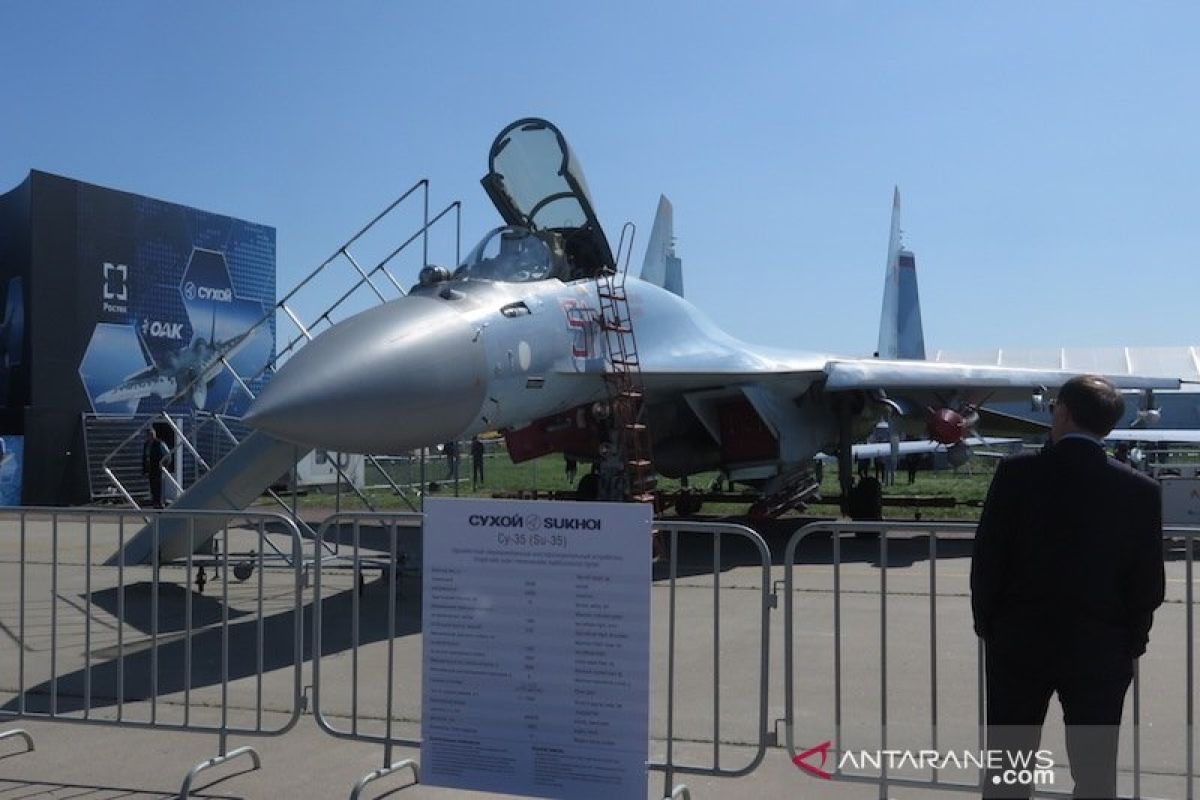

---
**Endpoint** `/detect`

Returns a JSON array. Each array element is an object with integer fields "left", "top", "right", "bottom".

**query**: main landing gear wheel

[
  {"left": 846, "top": 477, "right": 884, "bottom": 531},
  {"left": 675, "top": 493, "right": 704, "bottom": 516},
  {"left": 575, "top": 473, "right": 600, "bottom": 501}
]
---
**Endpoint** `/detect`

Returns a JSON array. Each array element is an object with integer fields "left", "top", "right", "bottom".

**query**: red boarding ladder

[{"left": 596, "top": 223, "right": 655, "bottom": 503}]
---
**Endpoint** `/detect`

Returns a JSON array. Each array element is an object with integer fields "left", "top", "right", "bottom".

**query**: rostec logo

[
  {"left": 141, "top": 319, "right": 184, "bottom": 340},
  {"left": 184, "top": 281, "right": 232, "bottom": 303},
  {"left": 102, "top": 263, "right": 128, "bottom": 300},
  {"left": 101, "top": 263, "right": 129, "bottom": 314}
]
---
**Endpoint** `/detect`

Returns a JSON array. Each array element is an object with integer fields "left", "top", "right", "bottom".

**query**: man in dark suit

[
  {"left": 972, "top": 374, "right": 1165, "bottom": 799},
  {"left": 141, "top": 427, "right": 171, "bottom": 509}
]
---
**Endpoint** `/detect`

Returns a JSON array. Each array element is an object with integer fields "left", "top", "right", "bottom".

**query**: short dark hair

[{"left": 1056, "top": 374, "right": 1125, "bottom": 436}]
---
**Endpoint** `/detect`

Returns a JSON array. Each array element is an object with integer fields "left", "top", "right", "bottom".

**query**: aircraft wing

[
  {"left": 1104, "top": 429, "right": 1200, "bottom": 444},
  {"left": 118, "top": 364, "right": 164, "bottom": 384},
  {"left": 822, "top": 358, "right": 1181, "bottom": 400},
  {"left": 631, "top": 356, "right": 1180, "bottom": 401},
  {"left": 637, "top": 370, "right": 823, "bottom": 396},
  {"left": 931, "top": 345, "right": 1200, "bottom": 383},
  {"left": 199, "top": 330, "right": 257, "bottom": 383}
]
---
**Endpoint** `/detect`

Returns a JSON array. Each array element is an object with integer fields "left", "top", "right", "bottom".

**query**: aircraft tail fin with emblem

[
  {"left": 639, "top": 195, "right": 683, "bottom": 297},
  {"left": 135, "top": 323, "right": 161, "bottom": 370},
  {"left": 876, "top": 187, "right": 926, "bottom": 359}
]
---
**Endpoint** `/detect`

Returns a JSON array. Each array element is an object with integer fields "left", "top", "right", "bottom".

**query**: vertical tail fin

[
  {"left": 640, "top": 195, "right": 684, "bottom": 297},
  {"left": 876, "top": 187, "right": 926, "bottom": 359}
]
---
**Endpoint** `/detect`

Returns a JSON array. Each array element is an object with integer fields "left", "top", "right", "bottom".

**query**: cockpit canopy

[
  {"left": 480, "top": 118, "right": 615, "bottom": 280},
  {"left": 456, "top": 225, "right": 563, "bottom": 283}
]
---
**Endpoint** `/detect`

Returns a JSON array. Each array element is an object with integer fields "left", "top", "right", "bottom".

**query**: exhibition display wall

[{"left": 0, "top": 170, "right": 275, "bottom": 504}]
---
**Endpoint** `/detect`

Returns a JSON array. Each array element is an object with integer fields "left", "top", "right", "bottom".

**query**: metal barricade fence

[
  {"left": 311, "top": 512, "right": 424, "bottom": 799},
  {"left": 0, "top": 507, "right": 305, "bottom": 796},
  {"left": 309, "top": 512, "right": 775, "bottom": 800},
  {"left": 650, "top": 520, "right": 774, "bottom": 800},
  {"left": 782, "top": 520, "right": 1199, "bottom": 800}
]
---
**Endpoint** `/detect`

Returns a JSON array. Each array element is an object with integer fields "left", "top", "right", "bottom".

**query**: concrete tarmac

[{"left": 0, "top": 512, "right": 1194, "bottom": 799}]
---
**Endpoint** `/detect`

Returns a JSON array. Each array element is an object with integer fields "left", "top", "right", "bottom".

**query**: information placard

[{"left": 421, "top": 497, "right": 652, "bottom": 799}]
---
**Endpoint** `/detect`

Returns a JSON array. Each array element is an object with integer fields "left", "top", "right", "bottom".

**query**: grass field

[{"left": 284, "top": 449, "right": 1001, "bottom": 522}]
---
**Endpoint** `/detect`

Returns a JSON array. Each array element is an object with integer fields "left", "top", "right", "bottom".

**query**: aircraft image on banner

[
  {"left": 244, "top": 117, "right": 1180, "bottom": 517},
  {"left": 82, "top": 247, "right": 270, "bottom": 414},
  {"left": 94, "top": 314, "right": 255, "bottom": 409}
]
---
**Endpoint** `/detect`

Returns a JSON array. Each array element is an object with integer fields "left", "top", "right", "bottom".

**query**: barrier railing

[
  {"left": 0, "top": 507, "right": 305, "bottom": 796},
  {"left": 0, "top": 727, "right": 34, "bottom": 754},
  {"left": 782, "top": 520, "right": 1198, "bottom": 800},
  {"left": 309, "top": 512, "right": 774, "bottom": 800},
  {"left": 650, "top": 520, "right": 774, "bottom": 800},
  {"left": 311, "top": 512, "right": 424, "bottom": 799},
  {"left": 4, "top": 505, "right": 776, "bottom": 797}
]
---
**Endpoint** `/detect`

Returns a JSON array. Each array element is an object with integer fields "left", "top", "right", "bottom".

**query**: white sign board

[
  {"left": 421, "top": 497, "right": 652, "bottom": 799},
  {"left": 1161, "top": 476, "right": 1200, "bottom": 526}
]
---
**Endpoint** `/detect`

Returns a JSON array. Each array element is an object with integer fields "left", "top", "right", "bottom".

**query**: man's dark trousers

[
  {"left": 148, "top": 469, "right": 163, "bottom": 508},
  {"left": 984, "top": 637, "right": 1132, "bottom": 798}
]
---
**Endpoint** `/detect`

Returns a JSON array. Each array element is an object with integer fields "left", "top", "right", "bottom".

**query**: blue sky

[{"left": 3, "top": 2, "right": 1197, "bottom": 353}]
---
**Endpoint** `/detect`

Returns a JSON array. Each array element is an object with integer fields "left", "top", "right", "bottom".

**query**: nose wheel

[{"left": 233, "top": 560, "right": 255, "bottom": 582}]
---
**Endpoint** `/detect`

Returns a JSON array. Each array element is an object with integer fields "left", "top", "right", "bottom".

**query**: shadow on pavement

[{"left": 4, "top": 561, "right": 414, "bottom": 716}]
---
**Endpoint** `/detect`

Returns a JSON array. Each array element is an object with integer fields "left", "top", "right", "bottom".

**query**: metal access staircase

[
  {"left": 103, "top": 180, "right": 462, "bottom": 564},
  {"left": 595, "top": 223, "right": 656, "bottom": 503}
]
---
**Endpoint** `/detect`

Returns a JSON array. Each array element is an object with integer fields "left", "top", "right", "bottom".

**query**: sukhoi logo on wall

[{"left": 182, "top": 281, "right": 233, "bottom": 303}]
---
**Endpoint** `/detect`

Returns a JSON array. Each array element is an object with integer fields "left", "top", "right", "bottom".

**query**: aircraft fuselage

[{"left": 246, "top": 273, "right": 858, "bottom": 482}]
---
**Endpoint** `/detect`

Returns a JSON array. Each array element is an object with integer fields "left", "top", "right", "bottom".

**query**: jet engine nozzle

[{"left": 244, "top": 296, "right": 487, "bottom": 453}]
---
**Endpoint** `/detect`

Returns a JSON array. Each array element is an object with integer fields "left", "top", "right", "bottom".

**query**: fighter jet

[{"left": 244, "top": 117, "right": 1179, "bottom": 515}]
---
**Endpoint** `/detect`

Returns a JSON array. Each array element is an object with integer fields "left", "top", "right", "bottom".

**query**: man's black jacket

[{"left": 971, "top": 437, "right": 1165, "bottom": 660}]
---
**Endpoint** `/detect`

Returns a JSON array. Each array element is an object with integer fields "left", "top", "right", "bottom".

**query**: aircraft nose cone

[{"left": 245, "top": 296, "right": 486, "bottom": 453}]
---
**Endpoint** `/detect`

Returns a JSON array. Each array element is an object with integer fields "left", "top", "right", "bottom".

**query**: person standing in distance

[
  {"left": 141, "top": 427, "right": 170, "bottom": 509},
  {"left": 470, "top": 436, "right": 485, "bottom": 490},
  {"left": 972, "top": 374, "right": 1164, "bottom": 799}
]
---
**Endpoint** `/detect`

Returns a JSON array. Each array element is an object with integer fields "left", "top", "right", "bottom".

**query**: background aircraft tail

[
  {"left": 639, "top": 195, "right": 684, "bottom": 297},
  {"left": 876, "top": 187, "right": 926, "bottom": 359}
]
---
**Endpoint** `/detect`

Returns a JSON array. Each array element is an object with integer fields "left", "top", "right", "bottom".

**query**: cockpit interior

[
  {"left": 455, "top": 224, "right": 612, "bottom": 284},
  {"left": 418, "top": 118, "right": 619, "bottom": 288},
  {"left": 476, "top": 118, "right": 617, "bottom": 283}
]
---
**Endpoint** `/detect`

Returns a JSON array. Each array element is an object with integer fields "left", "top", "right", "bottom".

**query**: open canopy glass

[{"left": 481, "top": 118, "right": 615, "bottom": 279}]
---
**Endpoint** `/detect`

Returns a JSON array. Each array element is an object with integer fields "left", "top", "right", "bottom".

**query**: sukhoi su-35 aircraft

[{"left": 245, "top": 117, "right": 1179, "bottom": 515}]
